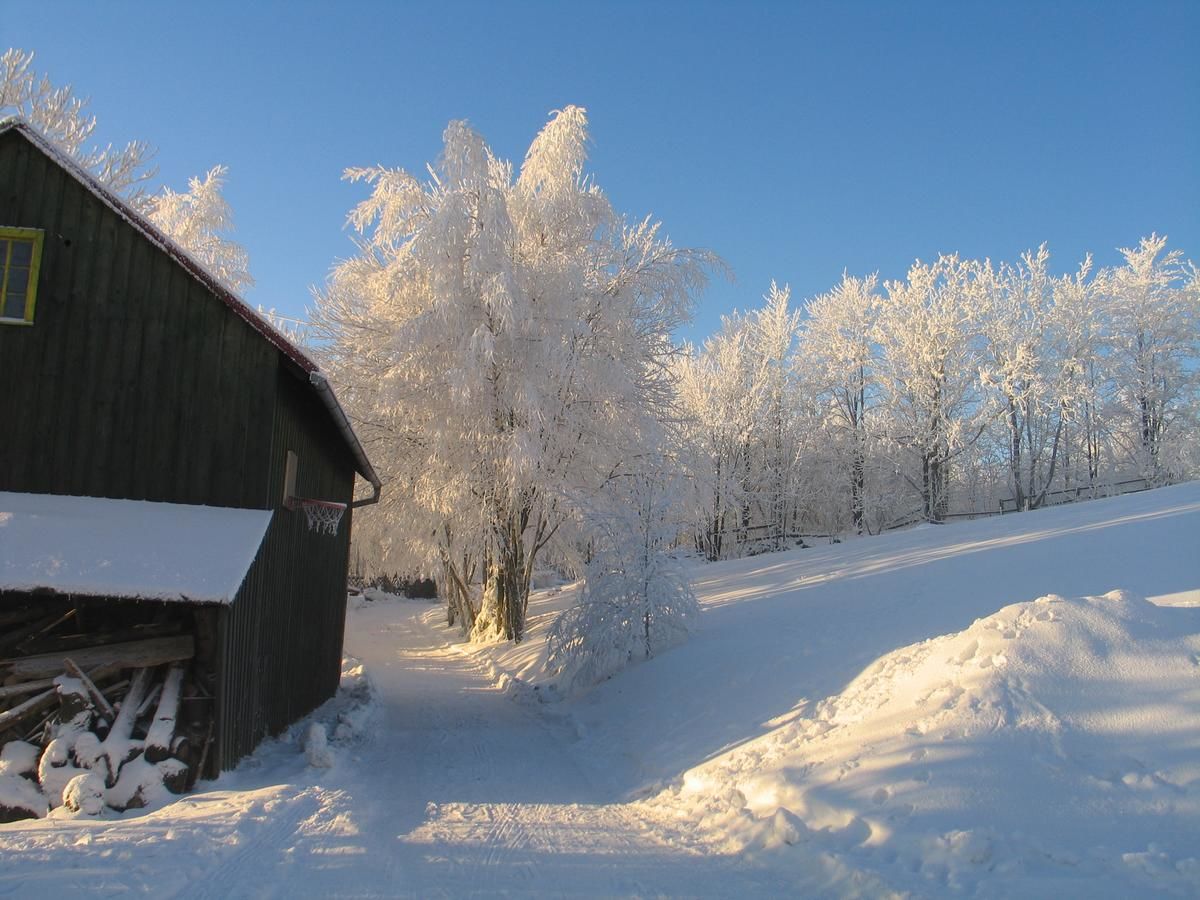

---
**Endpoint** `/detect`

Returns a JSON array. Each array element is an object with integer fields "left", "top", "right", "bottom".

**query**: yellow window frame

[{"left": 0, "top": 226, "right": 45, "bottom": 326}]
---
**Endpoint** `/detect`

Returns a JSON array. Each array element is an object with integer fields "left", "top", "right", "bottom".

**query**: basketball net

[{"left": 295, "top": 499, "right": 346, "bottom": 536}]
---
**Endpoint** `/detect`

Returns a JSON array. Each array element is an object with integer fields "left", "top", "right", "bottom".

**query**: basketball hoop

[{"left": 287, "top": 498, "right": 346, "bottom": 536}]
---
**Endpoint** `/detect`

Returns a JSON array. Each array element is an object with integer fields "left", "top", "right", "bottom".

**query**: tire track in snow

[
  {"left": 179, "top": 788, "right": 328, "bottom": 900},
  {"left": 325, "top": 599, "right": 797, "bottom": 897}
]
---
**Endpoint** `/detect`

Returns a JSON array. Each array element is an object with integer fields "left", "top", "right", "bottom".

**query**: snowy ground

[{"left": 1, "top": 482, "right": 1198, "bottom": 897}]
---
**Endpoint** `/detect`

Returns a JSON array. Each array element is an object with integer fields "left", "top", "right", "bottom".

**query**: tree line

[{"left": 678, "top": 238, "right": 1198, "bottom": 559}]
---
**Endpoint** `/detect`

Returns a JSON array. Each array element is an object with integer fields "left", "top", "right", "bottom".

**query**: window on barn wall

[{"left": 0, "top": 228, "right": 44, "bottom": 325}]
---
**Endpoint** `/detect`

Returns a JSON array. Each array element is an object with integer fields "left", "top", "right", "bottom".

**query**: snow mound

[
  {"left": 305, "top": 724, "right": 333, "bottom": 769},
  {"left": 665, "top": 591, "right": 1200, "bottom": 896}
]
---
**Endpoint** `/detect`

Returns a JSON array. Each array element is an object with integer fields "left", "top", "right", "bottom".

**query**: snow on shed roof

[
  {"left": 0, "top": 492, "right": 273, "bottom": 605},
  {"left": 0, "top": 117, "right": 381, "bottom": 496}
]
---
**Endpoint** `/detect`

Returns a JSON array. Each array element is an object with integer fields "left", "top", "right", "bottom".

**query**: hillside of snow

[
  {"left": 1, "top": 482, "right": 1198, "bottom": 897},
  {"left": 462, "top": 481, "right": 1200, "bottom": 896}
]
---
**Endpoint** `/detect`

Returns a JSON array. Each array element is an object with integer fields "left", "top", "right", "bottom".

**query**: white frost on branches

[
  {"left": 147, "top": 166, "right": 254, "bottom": 292},
  {"left": 546, "top": 473, "right": 699, "bottom": 691},
  {"left": 674, "top": 234, "right": 1196, "bottom": 556},
  {"left": 313, "top": 106, "right": 715, "bottom": 642},
  {"left": 3, "top": 48, "right": 252, "bottom": 291},
  {"left": 1, "top": 48, "right": 156, "bottom": 210},
  {"left": 1101, "top": 234, "right": 1199, "bottom": 483}
]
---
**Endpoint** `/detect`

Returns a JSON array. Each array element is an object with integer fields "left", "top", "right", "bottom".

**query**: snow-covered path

[
  {"left": 1, "top": 596, "right": 792, "bottom": 898},
  {"left": 317, "top": 600, "right": 792, "bottom": 897}
]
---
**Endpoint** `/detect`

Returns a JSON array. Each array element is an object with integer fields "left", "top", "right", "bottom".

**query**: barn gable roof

[
  {"left": 0, "top": 491, "right": 272, "bottom": 605},
  {"left": 0, "top": 117, "right": 381, "bottom": 499}
]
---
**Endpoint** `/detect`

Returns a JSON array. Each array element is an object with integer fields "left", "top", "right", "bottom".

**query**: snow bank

[{"left": 655, "top": 590, "right": 1200, "bottom": 896}]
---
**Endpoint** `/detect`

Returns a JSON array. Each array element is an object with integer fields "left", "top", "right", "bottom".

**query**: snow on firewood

[
  {"left": 37, "top": 736, "right": 82, "bottom": 808},
  {"left": 105, "top": 756, "right": 187, "bottom": 812},
  {"left": 0, "top": 740, "right": 39, "bottom": 778},
  {"left": 62, "top": 771, "right": 106, "bottom": 816},
  {"left": 144, "top": 665, "right": 183, "bottom": 763},
  {"left": 0, "top": 773, "right": 47, "bottom": 822}
]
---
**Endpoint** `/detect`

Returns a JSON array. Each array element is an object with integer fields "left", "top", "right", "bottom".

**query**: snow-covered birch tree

[
  {"left": 875, "top": 256, "right": 988, "bottom": 522},
  {"left": 676, "top": 312, "right": 766, "bottom": 559},
  {"left": 800, "top": 272, "right": 880, "bottom": 532},
  {"left": 1046, "top": 255, "right": 1110, "bottom": 490},
  {"left": 147, "top": 166, "right": 254, "bottom": 291},
  {"left": 1100, "top": 235, "right": 1199, "bottom": 483},
  {"left": 546, "top": 468, "right": 699, "bottom": 691},
  {"left": 748, "top": 282, "right": 802, "bottom": 550},
  {"left": 977, "top": 246, "right": 1070, "bottom": 510},
  {"left": 312, "top": 107, "right": 713, "bottom": 642},
  {"left": 1, "top": 48, "right": 156, "bottom": 209}
]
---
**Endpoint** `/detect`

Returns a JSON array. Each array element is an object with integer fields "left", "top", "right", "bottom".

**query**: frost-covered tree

[
  {"left": 312, "top": 107, "right": 713, "bottom": 641},
  {"left": 977, "top": 246, "right": 1069, "bottom": 510},
  {"left": 676, "top": 320, "right": 756, "bottom": 560},
  {"left": 1, "top": 48, "right": 155, "bottom": 209},
  {"left": 148, "top": 166, "right": 254, "bottom": 291},
  {"left": 800, "top": 272, "right": 881, "bottom": 532},
  {"left": 1100, "top": 235, "right": 1199, "bottom": 483},
  {"left": 1046, "top": 255, "right": 1110, "bottom": 489},
  {"left": 748, "top": 282, "right": 802, "bottom": 550},
  {"left": 874, "top": 256, "right": 988, "bottom": 522},
  {"left": 676, "top": 295, "right": 794, "bottom": 560},
  {"left": 545, "top": 471, "right": 699, "bottom": 691}
]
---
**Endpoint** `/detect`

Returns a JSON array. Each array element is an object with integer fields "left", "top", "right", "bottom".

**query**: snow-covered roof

[
  {"left": 0, "top": 491, "right": 273, "bottom": 605},
  {"left": 0, "top": 117, "right": 381, "bottom": 497}
]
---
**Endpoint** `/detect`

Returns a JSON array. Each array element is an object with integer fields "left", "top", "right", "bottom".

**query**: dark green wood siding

[
  {"left": 0, "top": 130, "right": 278, "bottom": 509},
  {"left": 213, "top": 369, "right": 356, "bottom": 772},
  {"left": 1, "top": 128, "right": 362, "bottom": 774}
]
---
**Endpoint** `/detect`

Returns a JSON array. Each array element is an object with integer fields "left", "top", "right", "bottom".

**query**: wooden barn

[{"left": 0, "top": 116, "right": 381, "bottom": 794}]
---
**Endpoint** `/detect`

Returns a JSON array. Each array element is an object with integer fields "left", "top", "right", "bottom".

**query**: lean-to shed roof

[{"left": 0, "top": 491, "right": 272, "bottom": 604}]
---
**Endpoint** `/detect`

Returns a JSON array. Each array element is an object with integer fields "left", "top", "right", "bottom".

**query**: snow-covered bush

[{"left": 547, "top": 475, "right": 699, "bottom": 690}]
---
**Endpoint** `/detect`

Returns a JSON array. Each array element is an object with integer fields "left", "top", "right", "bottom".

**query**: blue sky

[{"left": 5, "top": 1, "right": 1198, "bottom": 342}]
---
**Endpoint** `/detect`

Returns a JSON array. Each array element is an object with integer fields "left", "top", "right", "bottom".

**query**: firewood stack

[{"left": 0, "top": 599, "right": 213, "bottom": 822}]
